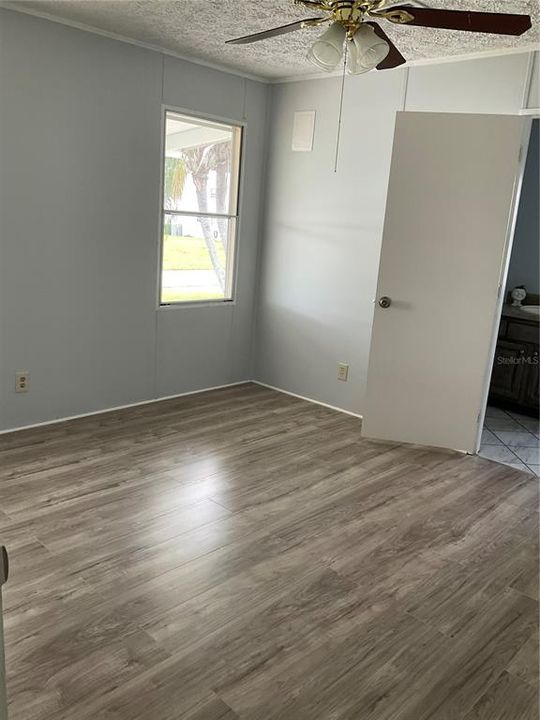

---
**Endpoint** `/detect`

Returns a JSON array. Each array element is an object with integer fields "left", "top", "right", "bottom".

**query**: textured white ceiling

[{"left": 8, "top": 0, "right": 540, "bottom": 79}]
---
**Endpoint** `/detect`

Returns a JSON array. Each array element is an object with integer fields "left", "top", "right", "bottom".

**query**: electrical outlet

[
  {"left": 337, "top": 362, "right": 349, "bottom": 382},
  {"left": 15, "top": 371, "right": 29, "bottom": 393}
]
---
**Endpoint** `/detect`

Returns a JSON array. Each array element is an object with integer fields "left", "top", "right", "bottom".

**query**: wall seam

[
  {"left": 152, "top": 53, "right": 167, "bottom": 401},
  {"left": 248, "top": 83, "right": 274, "bottom": 381}
]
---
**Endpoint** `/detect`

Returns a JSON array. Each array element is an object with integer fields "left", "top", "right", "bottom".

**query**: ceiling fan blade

[
  {"left": 385, "top": 6, "right": 532, "bottom": 35},
  {"left": 365, "top": 22, "right": 406, "bottom": 70},
  {"left": 226, "top": 18, "right": 323, "bottom": 45}
]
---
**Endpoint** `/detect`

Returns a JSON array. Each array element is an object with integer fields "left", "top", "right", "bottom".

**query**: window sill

[{"left": 157, "top": 299, "right": 236, "bottom": 310}]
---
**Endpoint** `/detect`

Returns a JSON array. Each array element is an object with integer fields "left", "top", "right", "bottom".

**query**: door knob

[{"left": 378, "top": 296, "right": 392, "bottom": 309}]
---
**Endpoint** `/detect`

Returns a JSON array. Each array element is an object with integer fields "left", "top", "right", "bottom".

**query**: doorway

[{"left": 478, "top": 119, "right": 539, "bottom": 474}]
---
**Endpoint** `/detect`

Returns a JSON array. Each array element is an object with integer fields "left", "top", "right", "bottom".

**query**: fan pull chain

[{"left": 334, "top": 40, "right": 348, "bottom": 174}]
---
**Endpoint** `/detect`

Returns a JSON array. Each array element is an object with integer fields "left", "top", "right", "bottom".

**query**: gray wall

[
  {"left": 254, "top": 53, "right": 535, "bottom": 415},
  {"left": 254, "top": 70, "right": 405, "bottom": 414},
  {"left": 0, "top": 7, "right": 536, "bottom": 431},
  {"left": 506, "top": 119, "right": 540, "bottom": 296},
  {"left": 0, "top": 8, "right": 268, "bottom": 431}
]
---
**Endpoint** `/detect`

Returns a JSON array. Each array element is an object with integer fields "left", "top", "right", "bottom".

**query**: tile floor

[{"left": 480, "top": 405, "right": 540, "bottom": 475}]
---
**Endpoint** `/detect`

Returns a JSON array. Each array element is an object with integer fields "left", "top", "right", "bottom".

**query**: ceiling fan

[{"left": 226, "top": 1, "right": 532, "bottom": 75}]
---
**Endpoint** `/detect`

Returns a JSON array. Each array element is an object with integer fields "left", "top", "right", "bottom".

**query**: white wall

[
  {"left": 0, "top": 8, "right": 268, "bottom": 431},
  {"left": 254, "top": 52, "right": 536, "bottom": 415}
]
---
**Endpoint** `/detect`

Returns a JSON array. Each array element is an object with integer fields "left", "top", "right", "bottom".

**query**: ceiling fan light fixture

[
  {"left": 347, "top": 24, "right": 390, "bottom": 74},
  {"left": 307, "top": 22, "right": 346, "bottom": 72}
]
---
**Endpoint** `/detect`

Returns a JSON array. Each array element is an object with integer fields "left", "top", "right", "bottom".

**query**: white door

[{"left": 363, "top": 112, "right": 527, "bottom": 453}]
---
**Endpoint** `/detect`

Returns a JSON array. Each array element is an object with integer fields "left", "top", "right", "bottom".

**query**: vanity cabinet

[
  {"left": 523, "top": 359, "right": 539, "bottom": 409},
  {"left": 489, "top": 313, "right": 539, "bottom": 416},
  {"left": 490, "top": 340, "right": 527, "bottom": 402}
]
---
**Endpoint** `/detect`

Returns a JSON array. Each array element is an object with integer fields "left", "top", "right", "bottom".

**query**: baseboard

[
  {"left": 0, "top": 379, "right": 362, "bottom": 435},
  {"left": 252, "top": 380, "right": 363, "bottom": 419},
  {"left": 0, "top": 381, "right": 250, "bottom": 435}
]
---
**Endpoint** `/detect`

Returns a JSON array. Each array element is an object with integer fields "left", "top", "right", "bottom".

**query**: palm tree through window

[{"left": 160, "top": 111, "right": 242, "bottom": 304}]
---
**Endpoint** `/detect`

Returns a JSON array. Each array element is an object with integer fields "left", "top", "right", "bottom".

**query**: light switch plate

[{"left": 337, "top": 363, "right": 349, "bottom": 382}]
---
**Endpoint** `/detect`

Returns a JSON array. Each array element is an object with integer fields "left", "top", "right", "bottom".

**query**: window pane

[
  {"left": 164, "top": 112, "right": 240, "bottom": 215},
  {"left": 161, "top": 214, "right": 236, "bottom": 304}
]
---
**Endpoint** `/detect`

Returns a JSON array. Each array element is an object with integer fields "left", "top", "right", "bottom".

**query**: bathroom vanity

[{"left": 489, "top": 305, "right": 539, "bottom": 416}]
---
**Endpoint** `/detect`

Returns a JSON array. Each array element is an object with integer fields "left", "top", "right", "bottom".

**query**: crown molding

[
  {"left": 0, "top": 2, "right": 270, "bottom": 84},
  {"left": 2, "top": 2, "right": 537, "bottom": 87},
  {"left": 271, "top": 43, "right": 539, "bottom": 84}
]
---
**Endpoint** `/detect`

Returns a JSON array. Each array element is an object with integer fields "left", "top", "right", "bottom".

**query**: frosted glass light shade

[
  {"left": 347, "top": 24, "right": 389, "bottom": 74},
  {"left": 307, "top": 23, "right": 346, "bottom": 72}
]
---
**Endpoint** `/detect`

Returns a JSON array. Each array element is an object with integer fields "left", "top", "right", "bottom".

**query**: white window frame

[{"left": 158, "top": 107, "right": 244, "bottom": 307}]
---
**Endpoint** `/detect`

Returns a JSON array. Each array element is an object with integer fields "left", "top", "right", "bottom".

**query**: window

[{"left": 160, "top": 110, "right": 242, "bottom": 305}]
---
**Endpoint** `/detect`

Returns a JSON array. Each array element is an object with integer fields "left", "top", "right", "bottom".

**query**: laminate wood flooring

[{"left": 0, "top": 383, "right": 538, "bottom": 719}]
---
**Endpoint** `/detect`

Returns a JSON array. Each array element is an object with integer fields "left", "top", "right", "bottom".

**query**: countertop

[{"left": 501, "top": 304, "right": 540, "bottom": 324}]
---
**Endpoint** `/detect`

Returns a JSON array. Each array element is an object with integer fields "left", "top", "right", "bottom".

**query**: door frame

[
  {"left": 475, "top": 115, "right": 537, "bottom": 453},
  {"left": 0, "top": 546, "right": 7, "bottom": 720}
]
